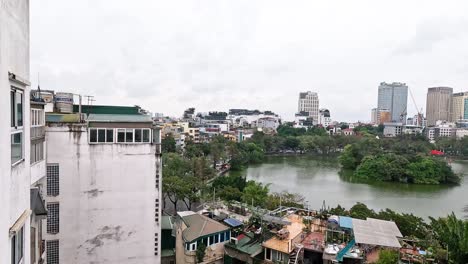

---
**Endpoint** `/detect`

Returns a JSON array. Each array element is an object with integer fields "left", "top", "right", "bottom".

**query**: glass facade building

[{"left": 377, "top": 82, "right": 408, "bottom": 122}]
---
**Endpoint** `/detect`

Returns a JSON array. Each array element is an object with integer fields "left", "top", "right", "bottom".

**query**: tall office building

[
  {"left": 298, "top": 91, "right": 319, "bottom": 122},
  {"left": 377, "top": 82, "right": 408, "bottom": 122},
  {"left": 452, "top": 92, "right": 468, "bottom": 121},
  {"left": 426, "top": 87, "right": 453, "bottom": 126}
]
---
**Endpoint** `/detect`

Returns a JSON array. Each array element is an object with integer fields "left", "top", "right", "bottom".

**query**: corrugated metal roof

[
  {"left": 46, "top": 113, "right": 81, "bottom": 123},
  {"left": 224, "top": 218, "right": 243, "bottom": 228},
  {"left": 339, "top": 216, "right": 353, "bottom": 229},
  {"left": 86, "top": 114, "right": 152, "bottom": 123},
  {"left": 352, "top": 218, "right": 402, "bottom": 248}
]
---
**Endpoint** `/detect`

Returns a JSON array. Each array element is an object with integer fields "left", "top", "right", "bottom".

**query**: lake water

[{"left": 235, "top": 155, "right": 468, "bottom": 219}]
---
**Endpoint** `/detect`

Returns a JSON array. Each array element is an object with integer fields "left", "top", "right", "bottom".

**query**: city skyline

[{"left": 30, "top": 1, "right": 468, "bottom": 122}]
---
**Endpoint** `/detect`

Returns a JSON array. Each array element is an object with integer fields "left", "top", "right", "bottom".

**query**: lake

[{"left": 234, "top": 155, "right": 468, "bottom": 219}]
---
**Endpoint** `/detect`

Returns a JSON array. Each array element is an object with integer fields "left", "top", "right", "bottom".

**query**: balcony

[{"left": 31, "top": 126, "right": 45, "bottom": 140}]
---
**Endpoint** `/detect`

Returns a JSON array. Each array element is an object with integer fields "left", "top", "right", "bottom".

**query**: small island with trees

[{"left": 338, "top": 137, "right": 461, "bottom": 185}]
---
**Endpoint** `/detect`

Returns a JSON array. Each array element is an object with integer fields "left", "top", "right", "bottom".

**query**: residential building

[
  {"left": 426, "top": 87, "right": 453, "bottom": 126},
  {"left": 298, "top": 91, "right": 319, "bottom": 122},
  {"left": 1, "top": 1, "right": 40, "bottom": 264},
  {"left": 377, "top": 82, "right": 408, "bottom": 122},
  {"left": 456, "top": 129, "right": 468, "bottom": 139},
  {"left": 227, "top": 109, "right": 280, "bottom": 130},
  {"left": 426, "top": 121, "right": 456, "bottom": 141},
  {"left": 43, "top": 102, "right": 162, "bottom": 264},
  {"left": 318, "top": 109, "right": 331, "bottom": 127},
  {"left": 342, "top": 128, "right": 355, "bottom": 136},
  {"left": 30, "top": 93, "right": 48, "bottom": 264},
  {"left": 383, "top": 122, "right": 403, "bottom": 137},
  {"left": 451, "top": 92, "right": 468, "bottom": 121},
  {"left": 256, "top": 117, "right": 280, "bottom": 130},
  {"left": 175, "top": 211, "right": 231, "bottom": 264}
]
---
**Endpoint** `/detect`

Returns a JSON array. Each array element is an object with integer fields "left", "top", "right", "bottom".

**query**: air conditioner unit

[{"left": 230, "top": 238, "right": 238, "bottom": 245}]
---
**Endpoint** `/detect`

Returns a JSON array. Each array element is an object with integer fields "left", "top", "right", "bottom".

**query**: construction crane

[
  {"left": 409, "top": 88, "right": 423, "bottom": 127},
  {"left": 399, "top": 88, "right": 423, "bottom": 126}
]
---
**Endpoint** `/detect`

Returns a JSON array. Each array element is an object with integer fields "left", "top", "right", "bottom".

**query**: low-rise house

[
  {"left": 224, "top": 233, "right": 264, "bottom": 264},
  {"left": 342, "top": 128, "right": 355, "bottom": 136},
  {"left": 175, "top": 211, "right": 231, "bottom": 264},
  {"left": 262, "top": 214, "right": 305, "bottom": 264}
]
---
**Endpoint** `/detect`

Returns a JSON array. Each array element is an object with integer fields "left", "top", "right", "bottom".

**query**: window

[
  {"left": 31, "top": 141, "right": 44, "bottom": 164},
  {"left": 265, "top": 248, "right": 272, "bottom": 261},
  {"left": 214, "top": 234, "right": 219, "bottom": 244},
  {"left": 47, "top": 203, "right": 59, "bottom": 234},
  {"left": 220, "top": 232, "right": 225, "bottom": 242},
  {"left": 277, "top": 250, "right": 284, "bottom": 261},
  {"left": 117, "top": 129, "right": 125, "bottom": 142},
  {"left": 114, "top": 128, "right": 151, "bottom": 143},
  {"left": 11, "top": 133, "right": 22, "bottom": 164},
  {"left": 11, "top": 226, "right": 24, "bottom": 264},
  {"left": 47, "top": 164, "right": 59, "bottom": 196},
  {"left": 46, "top": 240, "right": 59, "bottom": 264},
  {"left": 89, "top": 128, "right": 114, "bottom": 143},
  {"left": 11, "top": 88, "right": 24, "bottom": 165},
  {"left": 31, "top": 108, "right": 44, "bottom": 126}
]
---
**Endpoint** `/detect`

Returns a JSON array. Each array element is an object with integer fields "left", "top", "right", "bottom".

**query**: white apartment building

[
  {"left": 43, "top": 105, "right": 162, "bottom": 264},
  {"left": 318, "top": 109, "right": 331, "bottom": 127},
  {"left": 298, "top": 91, "right": 319, "bottom": 122},
  {"left": 1, "top": 1, "right": 47, "bottom": 264}
]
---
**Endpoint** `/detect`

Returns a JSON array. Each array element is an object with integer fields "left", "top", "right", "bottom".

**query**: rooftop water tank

[{"left": 55, "top": 92, "right": 74, "bottom": 113}]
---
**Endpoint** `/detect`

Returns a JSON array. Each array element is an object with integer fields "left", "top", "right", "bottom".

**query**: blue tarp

[
  {"left": 224, "top": 218, "right": 243, "bottom": 227},
  {"left": 339, "top": 216, "right": 354, "bottom": 229}
]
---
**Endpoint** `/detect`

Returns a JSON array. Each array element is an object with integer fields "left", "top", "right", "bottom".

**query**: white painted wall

[
  {"left": 1, "top": 0, "right": 32, "bottom": 263},
  {"left": 44, "top": 125, "right": 161, "bottom": 264}
]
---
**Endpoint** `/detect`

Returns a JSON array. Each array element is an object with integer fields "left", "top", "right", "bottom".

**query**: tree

[
  {"left": 242, "top": 181, "right": 270, "bottom": 207},
  {"left": 209, "top": 136, "right": 226, "bottom": 168},
  {"left": 349, "top": 203, "right": 376, "bottom": 220},
  {"left": 429, "top": 213, "right": 468, "bottom": 263},
  {"left": 196, "top": 243, "right": 207, "bottom": 263},
  {"left": 162, "top": 134, "right": 177, "bottom": 153},
  {"left": 376, "top": 249, "right": 399, "bottom": 264}
]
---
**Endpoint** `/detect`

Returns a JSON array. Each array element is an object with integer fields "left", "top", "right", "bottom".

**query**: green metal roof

[
  {"left": 73, "top": 105, "right": 142, "bottom": 115},
  {"left": 87, "top": 114, "right": 153, "bottom": 123},
  {"left": 46, "top": 113, "right": 81, "bottom": 123},
  {"left": 225, "top": 233, "right": 263, "bottom": 256}
]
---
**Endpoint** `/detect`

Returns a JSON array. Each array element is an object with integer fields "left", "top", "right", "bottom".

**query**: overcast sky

[{"left": 31, "top": 0, "right": 468, "bottom": 122}]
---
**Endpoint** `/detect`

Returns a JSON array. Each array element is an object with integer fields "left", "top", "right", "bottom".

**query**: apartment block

[
  {"left": 43, "top": 102, "right": 162, "bottom": 264},
  {"left": 298, "top": 91, "right": 319, "bottom": 122}
]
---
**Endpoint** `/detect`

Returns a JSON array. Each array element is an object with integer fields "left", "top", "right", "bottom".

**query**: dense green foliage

[
  {"left": 196, "top": 243, "right": 207, "bottom": 263},
  {"left": 376, "top": 249, "right": 399, "bottom": 264},
  {"left": 436, "top": 137, "right": 468, "bottom": 157},
  {"left": 429, "top": 213, "right": 468, "bottom": 263},
  {"left": 162, "top": 134, "right": 176, "bottom": 153},
  {"left": 339, "top": 136, "right": 460, "bottom": 184}
]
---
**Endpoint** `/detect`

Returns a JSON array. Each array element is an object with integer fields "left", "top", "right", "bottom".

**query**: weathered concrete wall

[
  {"left": 44, "top": 126, "right": 160, "bottom": 264},
  {"left": 0, "top": 0, "right": 31, "bottom": 263}
]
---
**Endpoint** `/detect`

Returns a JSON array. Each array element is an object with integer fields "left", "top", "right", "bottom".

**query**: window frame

[
  {"left": 11, "top": 225, "right": 24, "bottom": 264},
  {"left": 31, "top": 141, "right": 45, "bottom": 165},
  {"left": 115, "top": 128, "right": 152, "bottom": 144},
  {"left": 88, "top": 128, "right": 115, "bottom": 144},
  {"left": 11, "top": 87, "right": 25, "bottom": 166}
]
